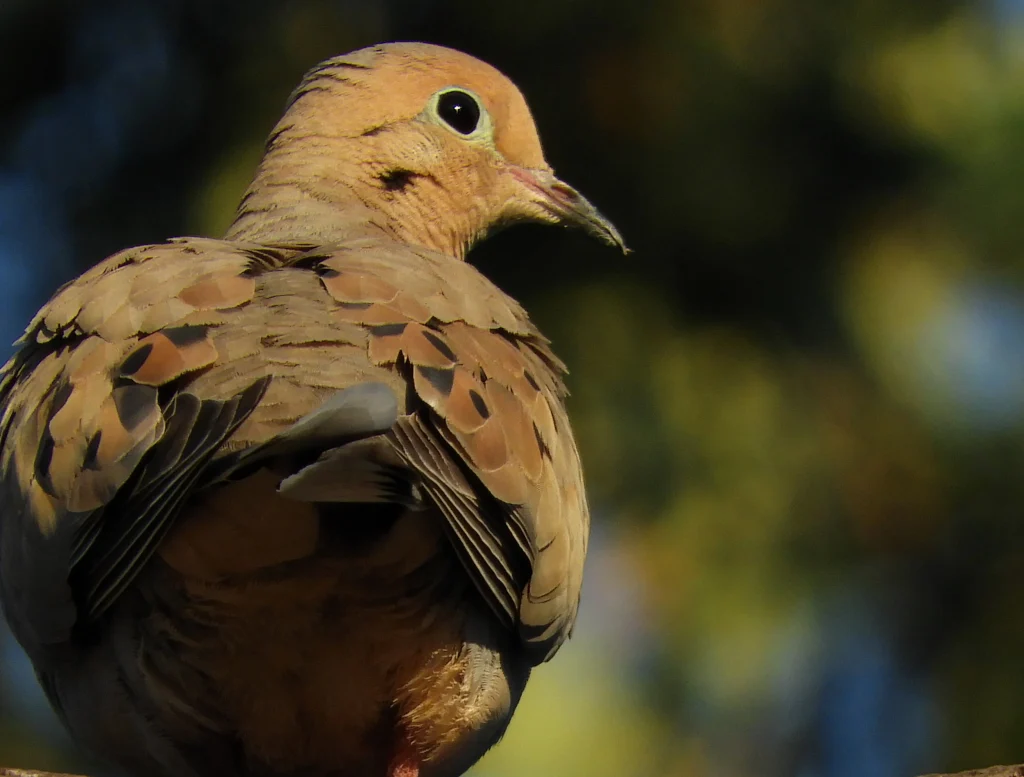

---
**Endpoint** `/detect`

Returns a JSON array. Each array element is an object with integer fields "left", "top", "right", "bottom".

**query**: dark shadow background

[{"left": 3, "top": 1, "right": 1024, "bottom": 775}]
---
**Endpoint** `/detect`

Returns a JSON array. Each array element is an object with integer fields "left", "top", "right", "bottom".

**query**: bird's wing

[
  {"left": 0, "top": 235, "right": 588, "bottom": 664},
  {"left": 288, "top": 239, "right": 589, "bottom": 661},
  {"left": 0, "top": 238, "right": 390, "bottom": 655}
]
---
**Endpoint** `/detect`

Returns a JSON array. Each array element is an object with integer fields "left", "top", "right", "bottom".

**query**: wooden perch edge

[
  {"left": 2, "top": 766, "right": 1023, "bottom": 777},
  {"left": 920, "top": 768, "right": 1024, "bottom": 777}
]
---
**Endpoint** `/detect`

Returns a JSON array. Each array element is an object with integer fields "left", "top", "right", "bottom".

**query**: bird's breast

[{"left": 130, "top": 477, "right": 516, "bottom": 777}]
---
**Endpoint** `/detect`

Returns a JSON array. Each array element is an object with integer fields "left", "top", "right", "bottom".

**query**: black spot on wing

[
  {"left": 82, "top": 431, "right": 102, "bottom": 471},
  {"left": 314, "top": 264, "right": 340, "bottom": 279},
  {"left": 163, "top": 325, "right": 209, "bottom": 347},
  {"left": 532, "top": 422, "right": 550, "bottom": 458},
  {"left": 112, "top": 385, "right": 156, "bottom": 432},
  {"left": 119, "top": 344, "right": 153, "bottom": 379},
  {"left": 33, "top": 432, "right": 56, "bottom": 496},
  {"left": 417, "top": 366, "right": 455, "bottom": 397},
  {"left": 34, "top": 380, "right": 74, "bottom": 496},
  {"left": 469, "top": 389, "right": 490, "bottom": 419},
  {"left": 48, "top": 380, "right": 73, "bottom": 422},
  {"left": 423, "top": 330, "right": 457, "bottom": 363},
  {"left": 371, "top": 323, "right": 408, "bottom": 337}
]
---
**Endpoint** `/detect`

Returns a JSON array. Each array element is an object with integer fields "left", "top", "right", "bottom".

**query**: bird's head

[{"left": 230, "top": 42, "right": 626, "bottom": 258}]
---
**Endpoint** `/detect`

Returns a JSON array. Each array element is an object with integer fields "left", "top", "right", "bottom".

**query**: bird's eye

[{"left": 436, "top": 90, "right": 481, "bottom": 135}]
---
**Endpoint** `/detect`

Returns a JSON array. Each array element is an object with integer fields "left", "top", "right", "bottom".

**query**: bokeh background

[{"left": 2, "top": 1, "right": 1024, "bottom": 775}]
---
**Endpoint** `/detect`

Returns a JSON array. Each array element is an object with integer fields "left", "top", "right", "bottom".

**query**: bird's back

[{"left": 0, "top": 234, "right": 585, "bottom": 777}]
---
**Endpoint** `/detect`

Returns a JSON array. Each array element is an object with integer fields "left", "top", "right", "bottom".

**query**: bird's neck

[
  {"left": 224, "top": 139, "right": 472, "bottom": 259},
  {"left": 224, "top": 147, "right": 388, "bottom": 246}
]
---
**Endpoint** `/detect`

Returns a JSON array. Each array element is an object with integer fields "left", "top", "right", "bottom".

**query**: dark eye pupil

[{"left": 437, "top": 90, "right": 481, "bottom": 135}]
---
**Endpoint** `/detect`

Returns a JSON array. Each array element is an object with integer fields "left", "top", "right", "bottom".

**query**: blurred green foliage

[{"left": 4, "top": 1, "right": 1024, "bottom": 775}]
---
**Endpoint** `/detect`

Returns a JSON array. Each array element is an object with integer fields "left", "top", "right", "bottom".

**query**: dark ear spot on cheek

[{"left": 378, "top": 169, "right": 416, "bottom": 191}]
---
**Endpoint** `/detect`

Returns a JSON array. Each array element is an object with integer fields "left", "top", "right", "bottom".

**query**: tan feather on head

[{"left": 228, "top": 42, "right": 626, "bottom": 258}]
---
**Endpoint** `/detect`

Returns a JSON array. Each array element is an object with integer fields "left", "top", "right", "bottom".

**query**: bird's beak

[{"left": 509, "top": 167, "right": 629, "bottom": 253}]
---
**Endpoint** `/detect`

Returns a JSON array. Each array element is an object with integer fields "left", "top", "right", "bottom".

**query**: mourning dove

[{"left": 0, "top": 42, "right": 624, "bottom": 777}]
